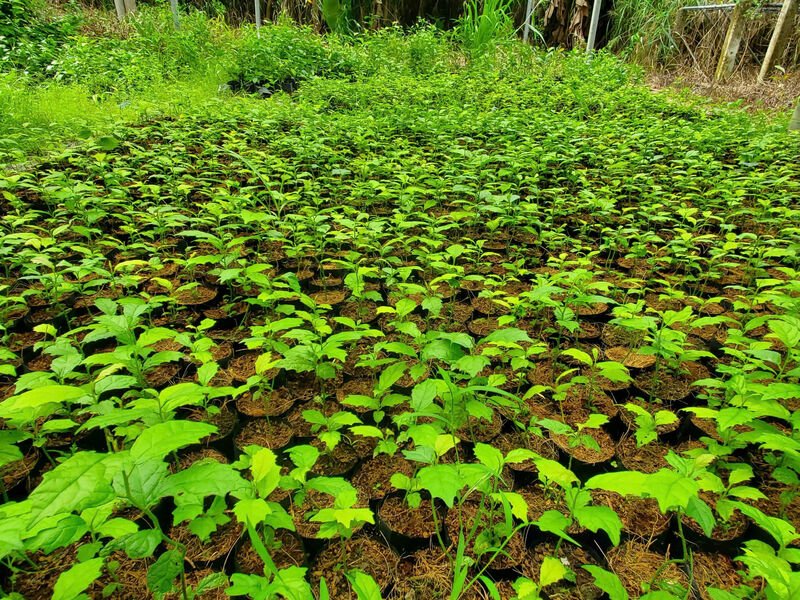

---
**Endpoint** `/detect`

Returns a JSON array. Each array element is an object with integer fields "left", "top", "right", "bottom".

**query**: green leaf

[
  {"left": 347, "top": 570, "right": 382, "bottom": 600},
  {"left": 573, "top": 505, "right": 622, "bottom": 546},
  {"left": 119, "top": 529, "right": 161, "bottom": 559},
  {"left": 473, "top": 443, "right": 504, "bottom": 474},
  {"left": 0, "top": 385, "right": 86, "bottom": 420},
  {"left": 582, "top": 565, "right": 628, "bottom": 600},
  {"left": 586, "top": 471, "right": 648, "bottom": 497},
  {"left": 534, "top": 458, "right": 578, "bottom": 488},
  {"left": 251, "top": 447, "right": 281, "bottom": 498},
  {"left": 535, "top": 510, "right": 578, "bottom": 544},
  {"left": 147, "top": 549, "right": 183, "bottom": 595},
  {"left": 52, "top": 557, "right": 104, "bottom": 600},
  {"left": 29, "top": 452, "right": 113, "bottom": 527},
  {"left": 411, "top": 380, "right": 438, "bottom": 411},
  {"left": 233, "top": 498, "right": 272, "bottom": 528},
  {"left": 417, "top": 464, "right": 463, "bottom": 508},
  {"left": 97, "top": 136, "right": 120, "bottom": 151},
  {"left": 130, "top": 421, "right": 216, "bottom": 463},
  {"left": 540, "top": 555, "right": 569, "bottom": 587},
  {"left": 482, "top": 328, "right": 532, "bottom": 345},
  {"left": 685, "top": 496, "right": 714, "bottom": 537},
  {"left": 646, "top": 469, "right": 700, "bottom": 512}
]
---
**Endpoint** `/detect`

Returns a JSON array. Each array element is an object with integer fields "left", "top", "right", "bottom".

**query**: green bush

[
  {"left": 0, "top": 0, "right": 79, "bottom": 76},
  {"left": 228, "top": 23, "right": 360, "bottom": 92},
  {"left": 46, "top": 8, "right": 228, "bottom": 95}
]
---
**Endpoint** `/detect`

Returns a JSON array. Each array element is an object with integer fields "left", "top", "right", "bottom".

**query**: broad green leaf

[
  {"left": 582, "top": 565, "right": 628, "bottom": 600},
  {"left": 251, "top": 447, "right": 281, "bottom": 498},
  {"left": 586, "top": 471, "right": 648, "bottom": 497},
  {"left": 347, "top": 570, "right": 382, "bottom": 600},
  {"left": 130, "top": 421, "right": 216, "bottom": 463},
  {"left": 52, "top": 557, "right": 104, "bottom": 600},
  {"left": 29, "top": 452, "right": 113, "bottom": 526},
  {"left": 147, "top": 549, "right": 183, "bottom": 594},
  {"left": 540, "top": 555, "right": 569, "bottom": 587},
  {"left": 574, "top": 505, "right": 622, "bottom": 546}
]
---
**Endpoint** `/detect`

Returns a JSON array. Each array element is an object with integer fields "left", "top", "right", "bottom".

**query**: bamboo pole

[
  {"left": 255, "top": 0, "right": 261, "bottom": 35},
  {"left": 714, "top": 0, "right": 755, "bottom": 81},
  {"left": 758, "top": 0, "right": 798, "bottom": 82}
]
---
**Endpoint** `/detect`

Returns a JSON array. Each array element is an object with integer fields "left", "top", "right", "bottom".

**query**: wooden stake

[
  {"left": 714, "top": 0, "right": 755, "bottom": 81},
  {"left": 759, "top": 0, "right": 798, "bottom": 82},
  {"left": 586, "top": 0, "right": 603, "bottom": 53}
]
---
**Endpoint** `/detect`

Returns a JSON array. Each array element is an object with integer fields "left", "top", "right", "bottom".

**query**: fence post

[
  {"left": 170, "top": 0, "right": 181, "bottom": 30},
  {"left": 790, "top": 98, "right": 800, "bottom": 131},
  {"left": 758, "top": 0, "right": 798, "bottom": 82},
  {"left": 586, "top": 0, "right": 603, "bottom": 53},
  {"left": 522, "top": 0, "right": 534, "bottom": 43},
  {"left": 714, "top": 0, "right": 755, "bottom": 81}
]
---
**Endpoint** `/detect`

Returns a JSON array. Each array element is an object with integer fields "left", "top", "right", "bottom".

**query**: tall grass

[
  {"left": 458, "top": 0, "right": 516, "bottom": 56},
  {"left": 605, "top": 0, "right": 687, "bottom": 65}
]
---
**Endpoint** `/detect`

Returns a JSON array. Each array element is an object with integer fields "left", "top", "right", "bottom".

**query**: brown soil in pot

[
  {"left": 468, "top": 317, "right": 502, "bottom": 337},
  {"left": 551, "top": 426, "right": 615, "bottom": 464},
  {"left": 379, "top": 495, "right": 441, "bottom": 540},
  {"left": 170, "top": 516, "right": 243, "bottom": 565},
  {"left": 234, "top": 530, "right": 306, "bottom": 574},
  {"left": 601, "top": 324, "right": 645, "bottom": 348},
  {"left": 235, "top": 388, "right": 295, "bottom": 418},
  {"left": 455, "top": 410, "right": 503, "bottom": 443},
  {"left": 590, "top": 489, "right": 671, "bottom": 536},
  {"left": 521, "top": 541, "right": 603, "bottom": 600},
  {"left": 339, "top": 301, "right": 379, "bottom": 323},
  {"left": 336, "top": 377, "right": 374, "bottom": 410},
  {"left": 310, "top": 289, "right": 346, "bottom": 306},
  {"left": 352, "top": 454, "right": 413, "bottom": 500},
  {"left": 310, "top": 536, "right": 397, "bottom": 600},
  {"left": 186, "top": 404, "right": 237, "bottom": 444},
  {"left": 2, "top": 446, "right": 39, "bottom": 492},
  {"left": 607, "top": 541, "right": 690, "bottom": 599},
  {"left": 387, "top": 548, "right": 497, "bottom": 600},
  {"left": 172, "top": 447, "right": 229, "bottom": 473},
  {"left": 604, "top": 346, "right": 656, "bottom": 369},
  {"left": 634, "top": 361, "right": 710, "bottom": 404},
  {"left": 692, "top": 552, "right": 750, "bottom": 600},
  {"left": 517, "top": 483, "right": 585, "bottom": 535},
  {"left": 175, "top": 285, "right": 218, "bottom": 306},
  {"left": 681, "top": 491, "right": 749, "bottom": 542},
  {"left": 202, "top": 301, "right": 248, "bottom": 321},
  {"left": 234, "top": 418, "right": 294, "bottom": 451},
  {"left": 444, "top": 501, "right": 527, "bottom": 570},
  {"left": 145, "top": 362, "right": 181, "bottom": 388},
  {"left": 229, "top": 352, "right": 279, "bottom": 384},
  {"left": 309, "top": 438, "right": 359, "bottom": 477},
  {"left": 494, "top": 430, "right": 559, "bottom": 473},
  {"left": 616, "top": 435, "right": 671, "bottom": 474}
]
